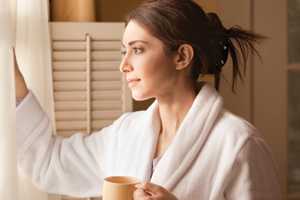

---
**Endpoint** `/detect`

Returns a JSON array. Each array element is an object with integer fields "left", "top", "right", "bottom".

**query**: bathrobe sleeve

[
  {"left": 224, "top": 136, "right": 282, "bottom": 200},
  {"left": 16, "top": 91, "right": 128, "bottom": 197}
]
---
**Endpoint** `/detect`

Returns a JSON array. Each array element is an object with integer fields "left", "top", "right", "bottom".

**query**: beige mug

[{"left": 102, "top": 176, "right": 140, "bottom": 200}]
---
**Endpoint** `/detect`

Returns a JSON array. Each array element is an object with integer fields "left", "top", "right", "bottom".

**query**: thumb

[{"left": 135, "top": 182, "right": 164, "bottom": 195}]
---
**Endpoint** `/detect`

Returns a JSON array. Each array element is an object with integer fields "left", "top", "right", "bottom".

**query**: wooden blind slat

[
  {"left": 92, "top": 120, "right": 113, "bottom": 130},
  {"left": 53, "top": 51, "right": 121, "bottom": 61},
  {"left": 55, "top": 101, "right": 122, "bottom": 111},
  {"left": 55, "top": 101, "right": 87, "bottom": 111},
  {"left": 52, "top": 41, "right": 121, "bottom": 51},
  {"left": 53, "top": 71, "right": 121, "bottom": 81},
  {"left": 92, "top": 110, "right": 122, "bottom": 119},
  {"left": 92, "top": 91, "right": 121, "bottom": 100},
  {"left": 53, "top": 61, "right": 120, "bottom": 71},
  {"left": 54, "top": 81, "right": 86, "bottom": 91},
  {"left": 56, "top": 111, "right": 86, "bottom": 120},
  {"left": 56, "top": 121, "right": 87, "bottom": 130},
  {"left": 54, "top": 80, "right": 122, "bottom": 92}
]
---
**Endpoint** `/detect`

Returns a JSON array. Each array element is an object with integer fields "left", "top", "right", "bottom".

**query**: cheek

[{"left": 131, "top": 51, "right": 176, "bottom": 91}]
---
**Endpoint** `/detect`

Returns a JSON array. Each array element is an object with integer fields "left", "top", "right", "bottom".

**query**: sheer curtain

[
  {"left": 0, "top": 0, "right": 18, "bottom": 199},
  {"left": 0, "top": 0, "right": 54, "bottom": 199}
]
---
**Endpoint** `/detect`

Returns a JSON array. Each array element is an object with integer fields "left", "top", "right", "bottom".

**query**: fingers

[
  {"left": 134, "top": 188, "right": 152, "bottom": 200},
  {"left": 135, "top": 182, "right": 165, "bottom": 196}
]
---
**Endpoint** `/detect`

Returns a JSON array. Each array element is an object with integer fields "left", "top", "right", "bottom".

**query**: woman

[{"left": 15, "top": 0, "right": 281, "bottom": 199}]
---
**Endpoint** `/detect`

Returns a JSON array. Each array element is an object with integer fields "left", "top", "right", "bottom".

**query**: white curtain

[
  {"left": 0, "top": 0, "right": 18, "bottom": 199},
  {"left": 0, "top": 0, "right": 54, "bottom": 199}
]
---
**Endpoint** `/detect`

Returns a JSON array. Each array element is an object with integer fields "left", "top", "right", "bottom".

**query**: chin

[{"left": 131, "top": 90, "right": 153, "bottom": 101}]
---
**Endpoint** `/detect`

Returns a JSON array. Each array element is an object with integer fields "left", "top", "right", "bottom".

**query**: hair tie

[{"left": 207, "top": 38, "right": 229, "bottom": 74}]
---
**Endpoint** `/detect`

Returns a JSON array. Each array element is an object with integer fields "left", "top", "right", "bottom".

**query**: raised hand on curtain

[{"left": 13, "top": 48, "right": 28, "bottom": 101}]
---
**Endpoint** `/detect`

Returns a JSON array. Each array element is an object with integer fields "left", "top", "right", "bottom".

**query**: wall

[
  {"left": 253, "top": 0, "right": 287, "bottom": 197},
  {"left": 95, "top": 0, "right": 140, "bottom": 21}
]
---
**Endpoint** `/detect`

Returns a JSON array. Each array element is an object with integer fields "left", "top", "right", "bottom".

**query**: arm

[
  {"left": 224, "top": 137, "right": 282, "bottom": 200},
  {"left": 15, "top": 48, "right": 127, "bottom": 197},
  {"left": 17, "top": 91, "right": 124, "bottom": 197},
  {"left": 14, "top": 48, "right": 29, "bottom": 101}
]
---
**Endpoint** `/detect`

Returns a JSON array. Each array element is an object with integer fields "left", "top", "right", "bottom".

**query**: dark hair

[{"left": 126, "top": 0, "right": 264, "bottom": 91}]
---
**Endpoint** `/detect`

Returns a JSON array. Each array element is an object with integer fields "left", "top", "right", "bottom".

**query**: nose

[{"left": 119, "top": 54, "right": 133, "bottom": 73}]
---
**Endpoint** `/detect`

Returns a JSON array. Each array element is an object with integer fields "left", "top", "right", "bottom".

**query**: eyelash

[
  {"left": 120, "top": 47, "right": 144, "bottom": 56},
  {"left": 133, "top": 47, "right": 143, "bottom": 55}
]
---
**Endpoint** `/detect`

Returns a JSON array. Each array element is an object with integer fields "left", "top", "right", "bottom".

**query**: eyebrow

[{"left": 121, "top": 40, "right": 149, "bottom": 47}]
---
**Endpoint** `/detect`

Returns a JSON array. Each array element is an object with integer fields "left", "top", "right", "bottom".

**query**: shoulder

[
  {"left": 209, "top": 110, "right": 262, "bottom": 154},
  {"left": 215, "top": 110, "right": 259, "bottom": 139},
  {"left": 209, "top": 110, "right": 278, "bottom": 175}
]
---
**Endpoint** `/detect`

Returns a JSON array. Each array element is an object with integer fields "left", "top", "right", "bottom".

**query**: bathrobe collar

[{"left": 137, "top": 84, "right": 224, "bottom": 190}]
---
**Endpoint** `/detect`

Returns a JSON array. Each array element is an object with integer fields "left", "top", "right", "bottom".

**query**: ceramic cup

[{"left": 102, "top": 176, "right": 140, "bottom": 200}]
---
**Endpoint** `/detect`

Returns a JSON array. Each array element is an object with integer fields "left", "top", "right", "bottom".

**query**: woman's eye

[{"left": 133, "top": 48, "right": 143, "bottom": 55}]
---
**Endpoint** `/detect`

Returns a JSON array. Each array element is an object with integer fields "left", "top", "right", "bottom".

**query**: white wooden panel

[
  {"left": 91, "top": 51, "right": 121, "bottom": 61},
  {"left": 54, "top": 91, "right": 87, "bottom": 101},
  {"left": 56, "top": 121, "right": 87, "bottom": 130},
  {"left": 54, "top": 81, "right": 122, "bottom": 91},
  {"left": 54, "top": 81, "right": 86, "bottom": 91},
  {"left": 55, "top": 101, "right": 87, "bottom": 111},
  {"left": 53, "top": 71, "right": 87, "bottom": 81},
  {"left": 53, "top": 51, "right": 121, "bottom": 61},
  {"left": 92, "top": 91, "right": 121, "bottom": 100},
  {"left": 56, "top": 111, "right": 86, "bottom": 120},
  {"left": 92, "top": 110, "right": 122, "bottom": 119},
  {"left": 91, "top": 71, "right": 121, "bottom": 81},
  {"left": 52, "top": 41, "right": 121, "bottom": 51},
  {"left": 91, "top": 61, "right": 120, "bottom": 71},
  {"left": 92, "top": 100, "right": 122, "bottom": 110},
  {"left": 53, "top": 71, "right": 121, "bottom": 81},
  {"left": 53, "top": 61, "right": 120, "bottom": 71},
  {"left": 92, "top": 120, "right": 114, "bottom": 130},
  {"left": 54, "top": 91, "right": 125, "bottom": 101},
  {"left": 53, "top": 51, "right": 86, "bottom": 61},
  {"left": 50, "top": 22, "right": 125, "bottom": 41},
  {"left": 50, "top": 21, "right": 129, "bottom": 200},
  {"left": 55, "top": 100, "right": 122, "bottom": 111},
  {"left": 91, "top": 81, "right": 122, "bottom": 90},
  {"left": 55, "top": 110, "right": 122, "bottom": 121}
]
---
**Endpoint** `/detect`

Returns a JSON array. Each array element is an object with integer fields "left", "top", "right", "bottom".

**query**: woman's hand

[
  {"left": 13, "top": 48, "right": 28, "bottom": 100},
  {"left": 134, "top": 182, "right": 178, "bottom": 200}
]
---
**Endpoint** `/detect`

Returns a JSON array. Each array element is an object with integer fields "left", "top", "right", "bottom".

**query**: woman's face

[{"left": 120, "top": 20, "right": 178, "bottom": 101}]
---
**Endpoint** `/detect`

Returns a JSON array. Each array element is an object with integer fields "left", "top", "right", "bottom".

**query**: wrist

[{"left": 16, "top": 89, "right": 28, "bottom": 100}]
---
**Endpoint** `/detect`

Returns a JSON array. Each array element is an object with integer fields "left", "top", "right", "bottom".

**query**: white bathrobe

[{"left": 16, "top": 84, "right": 281, "bottom": 199}]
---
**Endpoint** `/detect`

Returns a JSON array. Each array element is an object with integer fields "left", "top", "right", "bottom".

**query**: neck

[{"left": 156, "top": 80, "right": 198, "bottom": 139}]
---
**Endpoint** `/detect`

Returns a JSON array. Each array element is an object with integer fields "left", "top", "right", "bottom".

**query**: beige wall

[
  {"left": 95, "top": 0, "right": 141, "bottom": 21},
  {"left": 218, "top": 0, "right": 287, "bottom": 197},
  {"left": 253, "top": 0, "right": 288, "bottom": 197}
]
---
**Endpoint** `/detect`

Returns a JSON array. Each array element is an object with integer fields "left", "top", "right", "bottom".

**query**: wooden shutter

[
  {"left": 50, "top": 22, "right": 131, "bottom": 200},
  {"left": 50, "top": 22, "right": 131, "bottom": 135}
]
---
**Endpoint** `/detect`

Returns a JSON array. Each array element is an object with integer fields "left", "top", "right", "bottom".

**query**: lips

[{"left": 127, "top": 78, "right": 140, "bottom": 87}]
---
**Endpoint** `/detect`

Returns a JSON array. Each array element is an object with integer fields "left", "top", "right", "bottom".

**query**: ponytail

[{"left": 206, "top": 12, "right": 265, "bottom": 91}]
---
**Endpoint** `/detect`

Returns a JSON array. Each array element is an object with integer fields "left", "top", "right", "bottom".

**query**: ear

[{"left": 174, "top": 44, "right": 194, "bottom": 70}]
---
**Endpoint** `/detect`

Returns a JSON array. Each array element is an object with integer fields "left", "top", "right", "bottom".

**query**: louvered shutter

[{"left": 50, "top": 22, "right": 132, "bottom": 137}]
